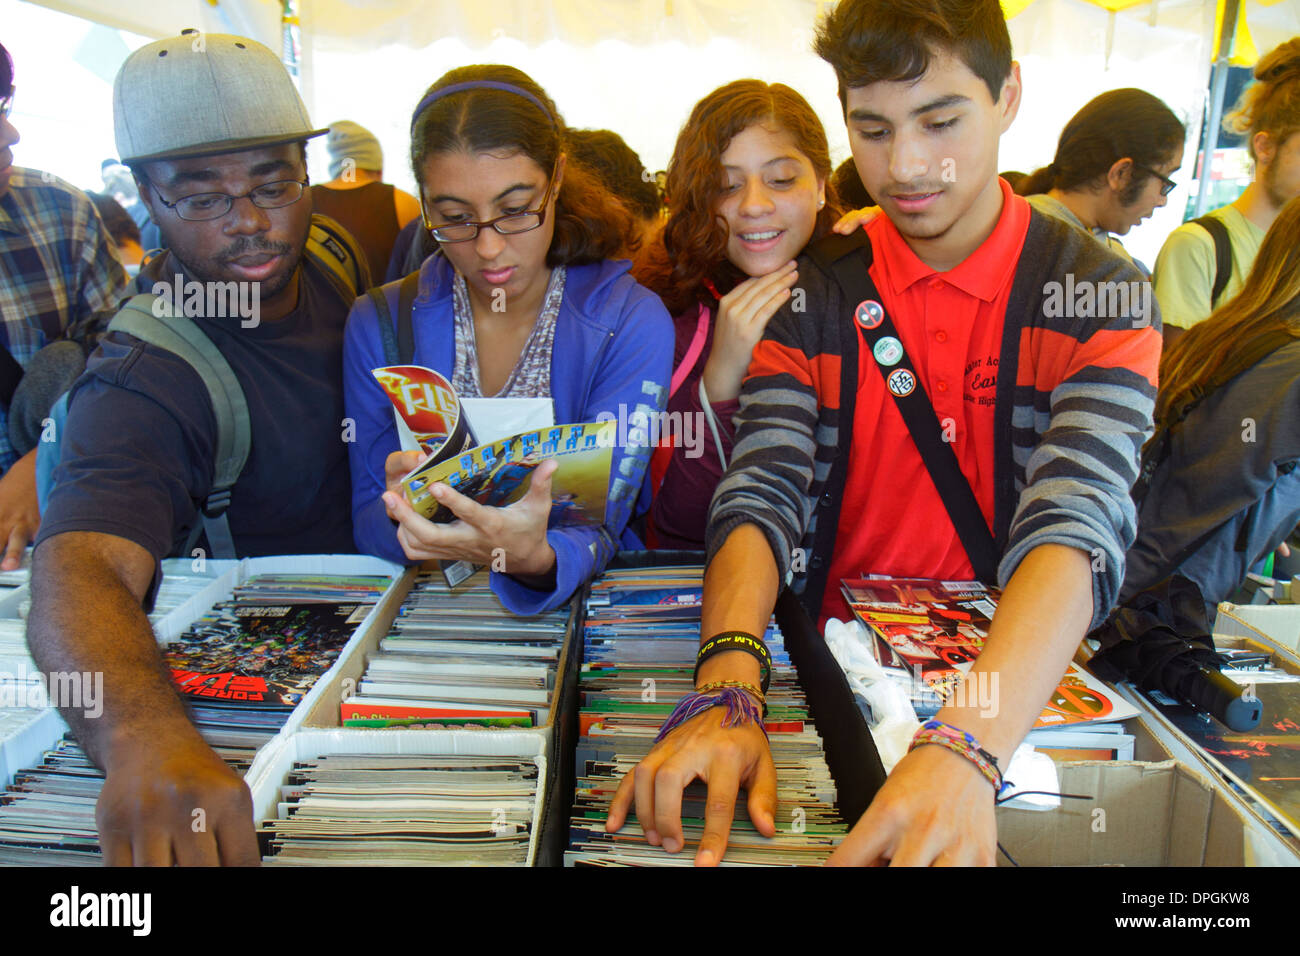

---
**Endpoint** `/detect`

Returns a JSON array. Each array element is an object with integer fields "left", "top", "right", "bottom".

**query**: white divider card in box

[
  {"left": 0, "top": 707, "right": 66, "bottom": 788},
  {"left": 247, "top": 728, "right": 548, "bottom": 866}
]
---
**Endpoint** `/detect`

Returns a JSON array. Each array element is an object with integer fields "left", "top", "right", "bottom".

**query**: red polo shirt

[{"left": 821, "top": 178, "right": 1031, "bottom": 626}]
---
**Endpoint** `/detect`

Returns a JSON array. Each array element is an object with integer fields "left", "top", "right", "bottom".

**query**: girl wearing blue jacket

[{"left": 343, "top": 65, "right": 672, "bottom": 614}]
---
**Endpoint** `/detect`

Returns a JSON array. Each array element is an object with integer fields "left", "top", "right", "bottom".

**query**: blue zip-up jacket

[{"left": 343, "top": 254, "right": 672, "bottom": 614}]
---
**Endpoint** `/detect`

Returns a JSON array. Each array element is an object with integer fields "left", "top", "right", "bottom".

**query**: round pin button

[
  {"left": 886, "top": 368, "right": 916, "bottom": 397},
  {"left": 855, "top": 299, "right": 884, "bottom": 330},
  {"left": 873, "top": 336, "right": 904, "bottom": 367}
]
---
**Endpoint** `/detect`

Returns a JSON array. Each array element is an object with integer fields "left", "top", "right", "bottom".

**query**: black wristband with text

[{"left": 695, "top": 631, "right": 772, "bottom": 695}]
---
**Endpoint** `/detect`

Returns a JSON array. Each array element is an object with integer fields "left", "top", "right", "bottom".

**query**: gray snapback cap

[{"left": 113, "top": 31, "right": 327, "bottom": 164}]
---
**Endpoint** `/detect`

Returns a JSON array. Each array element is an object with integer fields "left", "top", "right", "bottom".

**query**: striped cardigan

[{"left": 705, "top": 210, "right": 1163, "bottom": 631}]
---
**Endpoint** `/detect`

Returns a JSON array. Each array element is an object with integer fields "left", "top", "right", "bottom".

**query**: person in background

[
  {"left": 344, "top": 64, "right": 671, "bottom": 615},
  {"left": 101, "top": 159, "right": 149, "bottom": 230},
  {"left": 384, "top": 207, "right": 439, "bottom": 282},
  {"left": 632, "top": 80, "right": 843, "bottom": 550},
  {"left": 1124, "top": 197, "right": 1300, "bottom": 617},
  {"left": 311, "top": 119, "right": 421, "bottom": 282},
  {"left": 567, "top": 128, "right": 661, "bottom": 251},
  {"left": 0, "top": 41, "right": 129, "bottom": 571},
  {"left": 1155, "top": 38, "right": 1300, "bottom": 346},
  {"left": 1016, "top": 88, "right": 1185, "bottom": 275},
  {"left": 832, "top": 154, "right": 874, "bottom": 208},
  {"left": 86, "top": 191, "right": 145, "bottom": 273},
  {"left": 998, "top": 169, "right": 1027, "bottom": 192}
]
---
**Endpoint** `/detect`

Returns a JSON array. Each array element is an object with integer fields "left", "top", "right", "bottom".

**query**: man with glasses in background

[
  {"left": 1015, "top": 88, "right": 1186, "bottom": 279},
  {"left": 0, "top": 40, "right": 129, "bottom": 573},
  {"left": 26, "top": 32, "right": 368, "bottom": 866}
]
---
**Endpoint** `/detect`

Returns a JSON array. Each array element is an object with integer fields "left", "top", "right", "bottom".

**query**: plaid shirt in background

[{"left": 0, "top": 167, "right": 130, "bottom": 471}]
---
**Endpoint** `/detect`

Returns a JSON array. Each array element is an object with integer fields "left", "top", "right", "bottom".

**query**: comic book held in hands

[
  {"left": 841, "top": 577, "right": 1138, "bottom": 728},
  {"left": 373, "top": 365, "right": 617, "bottom": 586}
]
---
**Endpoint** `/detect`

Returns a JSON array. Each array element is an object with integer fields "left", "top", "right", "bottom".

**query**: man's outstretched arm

[{"left": 27, "top": 531, "right": 260, "bottom": 866}]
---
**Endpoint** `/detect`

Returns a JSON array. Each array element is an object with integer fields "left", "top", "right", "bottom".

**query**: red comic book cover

[
  {"left": 842, "top": 577, "right": 1137, "bottom": 727},
  {"left": 371, "top": 364, "right": 477, "bottom": 460}
]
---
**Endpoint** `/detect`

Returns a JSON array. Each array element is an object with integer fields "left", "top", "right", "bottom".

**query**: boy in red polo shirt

[{"left": 608, "top": 0, "right": 1162, "bottom": 866}]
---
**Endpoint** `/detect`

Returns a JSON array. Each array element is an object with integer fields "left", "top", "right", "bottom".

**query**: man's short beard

[
  {"left": 1262, "top": 159, "right": 1291, "bottom": 209},
  {"left": 1118, "top": 174, "right": 1146, "bottom": 207},
  {"left": 160, "top": 228, "right": 306, "bottom": 303}
]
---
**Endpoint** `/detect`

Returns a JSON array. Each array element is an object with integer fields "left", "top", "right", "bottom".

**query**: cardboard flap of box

[
  {"left": 1215, "top": 603, "right": 1300, "bottom": 654},
  {"left": 997, "top": 759, "right": 1246, "bottom": 866}
]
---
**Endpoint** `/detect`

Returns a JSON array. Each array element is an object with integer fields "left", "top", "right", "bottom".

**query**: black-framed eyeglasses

[
  {"left": 148, "top": 176, "right": 310, "bottom": 222},
  {"left": 0, "top": 87, "right": 14, "bottom": 121},
  {"left": 421, "top": 160, "right": 559, "bottom": 242},
  {"left": 1135, "top": 164, "right": 1177, "bottom": 197}
]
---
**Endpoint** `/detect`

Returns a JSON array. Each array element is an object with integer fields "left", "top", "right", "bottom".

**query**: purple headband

[{"left": 409, "top": 80, "right": 554, "bottom": 134}]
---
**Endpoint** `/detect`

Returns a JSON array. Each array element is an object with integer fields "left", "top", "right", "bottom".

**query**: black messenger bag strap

[{"left": 809, "top": 232, "right": 1000, "bottom": 584}]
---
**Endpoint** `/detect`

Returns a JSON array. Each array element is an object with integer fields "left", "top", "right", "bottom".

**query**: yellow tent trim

[{"left": 1002, "top": 0, "right": 1159, "bottom": 17}]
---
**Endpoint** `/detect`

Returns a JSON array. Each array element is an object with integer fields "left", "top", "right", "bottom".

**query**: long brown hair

[
  {"left": 632, "top": 80, "right": 842, "bottom": 316},
  {"left": 410, "top": 64, "right": 638, "bottom": 266},
  {"left": 1155, "top": 196, "right": 1300, "bottom": 427}
]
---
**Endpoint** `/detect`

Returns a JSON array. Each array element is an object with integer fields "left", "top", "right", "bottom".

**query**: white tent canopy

[
  {"left": 10, "top": 0, "right": 1300, "bottom": 264},
  {"left": 26, "top": 0, "right": 1299, "bottom": 53}
]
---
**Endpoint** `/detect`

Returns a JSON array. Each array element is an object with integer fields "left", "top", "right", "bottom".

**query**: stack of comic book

[
  {"left": 565, "top": 565, "right": 849, "bottom": 866},
  {"left": 161, "top": 573, "right": 392, "bottom": 746},
  {"left": 841, "top": 578, "right": 1140, "bottom": 760},
  {"left": 258, "top": 752, "right": 540, "bottom": 865},
  {"left": 339, "top": 571, "right": 569, "bottom": 729}
]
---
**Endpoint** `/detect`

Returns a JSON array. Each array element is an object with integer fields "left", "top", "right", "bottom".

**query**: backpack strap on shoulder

[
  {"left": 107, "top": 293, "right": 250, "bottom": 558},
  {"left": 307, "top": 214, "right": 371, "bottom": 301},
  {"left": 1191, "top": 214, "right": 1232, "bottom": 310},
  {"left": 367, "top": 270, "right": 421, "bottom": 367},
  {"left": 395, "top": 270, "right": 419, "bottom": 365}
]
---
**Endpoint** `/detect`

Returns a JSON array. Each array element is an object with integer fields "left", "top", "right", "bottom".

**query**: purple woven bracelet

[{"left": 654, "top": 687, "right": 767, "bottom": 744}]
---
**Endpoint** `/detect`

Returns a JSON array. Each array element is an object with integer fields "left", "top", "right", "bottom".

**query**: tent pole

[{"left": 1193, "top": 0, "right": 1240, "bottom": 218}]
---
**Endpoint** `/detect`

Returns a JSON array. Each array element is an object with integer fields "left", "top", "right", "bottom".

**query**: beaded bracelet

[
  {"left": 697, "top": 679, "right": 767, "bottom": 716},
  {"left": 908, "top": 719, "right": 1004, "bottom": 795},
  {"left": 654, "top": 687, "right": 767, "bottom": 744}
]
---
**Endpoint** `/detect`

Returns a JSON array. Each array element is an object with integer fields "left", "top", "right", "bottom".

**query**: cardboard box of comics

[{"left": 995, "top": 750, "right": 1249, "bottom": 867}]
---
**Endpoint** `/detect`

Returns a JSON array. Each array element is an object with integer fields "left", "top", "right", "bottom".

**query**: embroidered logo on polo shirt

[
  {"left": 854, "top": 299, "right": 884, "bottom": 330},
  {"left": 873, "top": 336, "right": 904, "bottom": 367},
  {"left": 886, "top": 368, "right": 916, "bottom": 397}
]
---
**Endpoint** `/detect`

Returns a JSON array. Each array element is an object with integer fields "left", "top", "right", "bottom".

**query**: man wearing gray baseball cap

[{"left": 26, "top": 31, "right": 370, "bottom": 866}]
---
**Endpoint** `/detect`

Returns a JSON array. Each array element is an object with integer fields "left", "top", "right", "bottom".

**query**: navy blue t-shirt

[{"left": 35, "top": 248, "right": 357, "bottom": 572}]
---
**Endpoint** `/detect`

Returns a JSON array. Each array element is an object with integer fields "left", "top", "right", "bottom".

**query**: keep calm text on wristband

[{"left": 695, "top": 630, "right": 772, "bottom": 696}]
